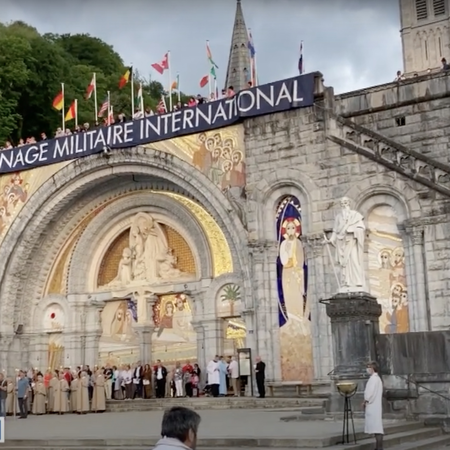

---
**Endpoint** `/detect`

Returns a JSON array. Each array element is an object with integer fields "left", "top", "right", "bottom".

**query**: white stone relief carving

[
  {"left": 323, "top": 197, "right": 367, "bottom": 293},
  {"left": 99, "top": 212, "right": 195, "bottom": 291}
]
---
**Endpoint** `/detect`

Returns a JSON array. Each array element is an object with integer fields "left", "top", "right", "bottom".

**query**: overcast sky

[{"left": 2, "top": 0, "right": 402, "bottom": 94}]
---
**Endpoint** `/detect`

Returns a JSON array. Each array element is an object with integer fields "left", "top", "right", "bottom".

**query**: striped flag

[
  {"left": 298, "top": 42, "right": 303, "bottom": 75},
  {"left": 85, "top": 74, "right": 96, "bottom": 99},
  {"left": 206, "top": 41, "right": 218, "bottom": 68},
  {"left": 98, "top": 96, "right": 109, "bottom": 117}
]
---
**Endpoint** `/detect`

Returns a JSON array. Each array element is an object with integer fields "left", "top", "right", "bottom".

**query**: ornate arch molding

[
  {"left": 68, "top": 192, "right": 212, "bottom": 293},
  {"left": 0, "top": 148, "right": 248, "bottom": 333},
  {"left": 19, "top": 179, "right": 192, "bottom": 322},
  {"left": 252, "top": 169, "right": 319, "bottom": 240}
]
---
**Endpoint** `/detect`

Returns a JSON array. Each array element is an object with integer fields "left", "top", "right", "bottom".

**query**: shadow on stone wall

[{"left": 376, "top": 331, "right": 450, "bottom": 418}]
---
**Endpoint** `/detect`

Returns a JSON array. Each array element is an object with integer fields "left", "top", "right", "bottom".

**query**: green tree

[{"left": 0, "top": 21, "right": 195, "bottom": 145}]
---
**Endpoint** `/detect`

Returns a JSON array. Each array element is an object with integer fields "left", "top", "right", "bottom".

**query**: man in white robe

[
  {"left": 363, "top": 361, "right": 384, "bottom": 450},
  {"left": 206, "top": 356, "right": 220, "bottom": 398}
]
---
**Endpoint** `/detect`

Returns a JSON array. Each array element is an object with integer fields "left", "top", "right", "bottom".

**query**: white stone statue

[
  {"left": 158, "top": 248, "right": 182, "bottom": 279},
  {"left": 107, "top": 247, "right": 133, "bottom": 287},
  {"left": 129, "top": 212, "right": 168, "bottom": 283},
  {"left": 323, "top": 197, "right": 366, "bottom": 293}
]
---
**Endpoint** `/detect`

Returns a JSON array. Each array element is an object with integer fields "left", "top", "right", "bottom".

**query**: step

[
  {"left": 106, "top": 397, "right": 327, "bottom": 412},
  {"left": 1, "top": 425, "right": 442, "bottom": 449}
]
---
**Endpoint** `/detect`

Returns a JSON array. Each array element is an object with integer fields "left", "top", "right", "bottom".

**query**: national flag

[
  {"left": 52, "top": 90, "right": 64, "bottom": 110},
  {"left": 206, "top": 41, "right": 218, "bottom": 68},
  {"left": 64, "top": 100, "right": 76, "bottom": 121},
  {"left": 157, "top": 96, "right": 166, "bottom": 114},
  {"left": 151, "top": 53, "right": 169, "bottom": 75},
  {"left": 119, "top": 67, "right": 132, "bottom": 89},
  {"left": 108, "top": 106, "right": 114, "bottom": 124},
  {"left": 298, "top": 42, "right": 303, "bottom": 75},
  {"left": 85, "top": 74, "right": 96, "bottom": 99},
  {"left": 210, "top": 66, "right": 217, "bottom": 79},
  {"left": 135, "top": 83, "right": 143, "bottom": 107},
  {"left": 199, "top": 75, "right": 209, "bottom": 88},
  {"left": 247, "top": 30, "right": 256, "bottom": 58},
  {"left": 98, "top": 96, "right": 109, "bottom": 117},
  {"left": 171, "top": 74, "right": 179, "bottom": 90}
]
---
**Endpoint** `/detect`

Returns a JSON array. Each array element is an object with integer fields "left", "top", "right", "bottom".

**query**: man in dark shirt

[
  {"left": 16, "top": 370, "right": 30, "bottom": 418},
  {"left": 255, "top": 356, "right": 266, "bottom": 399}
]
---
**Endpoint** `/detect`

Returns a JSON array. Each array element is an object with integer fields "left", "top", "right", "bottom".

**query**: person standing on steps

[
  {"left": 255, "top": 356, "right": 266, "bottom": 398},
  {"left": 363, "top": 361, "right": 384, "bottom": 450}
]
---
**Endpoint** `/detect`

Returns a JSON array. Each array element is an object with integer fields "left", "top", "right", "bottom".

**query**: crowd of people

[
  {"left": 0, "top": 83, "right": 246, "bottom": 151},
  {"left": 0, "top": 354, "right": 266, "bottom": 418}
]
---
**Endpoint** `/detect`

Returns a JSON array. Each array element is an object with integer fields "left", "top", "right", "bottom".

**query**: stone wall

[
  {"left": 334, "top": 72, "right": 450, "bottom": 165},
  {"left": 377, "top": 331, "right": 450, "bottom": 417},
  {"left": 244, "top": 71, "right": 450, "bottom": 380}
]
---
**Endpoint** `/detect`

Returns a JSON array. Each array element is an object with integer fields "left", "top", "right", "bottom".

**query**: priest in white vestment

[
  {"left": 364, "top": 361, "right": 384, "bottom": 450},
  {"left": 206, "top": 356, "right": 220, "bottom": 398}
]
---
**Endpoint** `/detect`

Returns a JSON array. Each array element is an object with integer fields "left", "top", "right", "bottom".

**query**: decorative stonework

[
  {"left": 325, "top": 292, "right": 382, "bottom": 323},
  {"left": 0, "top": 150, "right": 248, "bottom": 336},
  {"left": 327, "top": 115, "right": 450, "bottom": 198}
]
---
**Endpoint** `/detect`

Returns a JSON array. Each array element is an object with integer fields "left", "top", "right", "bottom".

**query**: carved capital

[
  {"left": 324, "top": 292, "right": 382, "bottom": 322},
  {"left": 303, "top": 233, "right": 325, "bottom": 258},
  {"left": 405, "top": 225, "right": 424, "bottom": 245}
]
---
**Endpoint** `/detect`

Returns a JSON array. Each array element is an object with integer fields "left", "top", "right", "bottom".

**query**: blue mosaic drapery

[{"left": 276, "top": 196, "right": 308, "bottom": 327}]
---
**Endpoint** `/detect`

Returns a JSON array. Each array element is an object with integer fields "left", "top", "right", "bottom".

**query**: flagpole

[
  {"left": 214, "top": 78, "right": 217, "bottom": 100},
  {"left": 131, "top": 66, "right": 135, "bottom": 116},
  {"left": 168, "top": 51, "right": 172, "bottom": 111},
  {"left": 93, "top": 73, "right": 98, "bottom": 122},
  {"left": 140, "top": 82, "right": 144, "bottom": 115},
  {"left": 302, "top": 40, "right": 304, "bottom": 73},
  {"left": 206, "top": 40, "right": 212, "bottom": 98},
  {"left": 61, "top": 83, "right": 65, "bottom": 131},
  {"left": 75, "top": 99, "right": 78, "bottom": 128},
  {"left": 107, "top": 90, "right": 111, "bottom": 125},
  {"left": 177, "top": 74, "right": 181, "bottom": 103}
]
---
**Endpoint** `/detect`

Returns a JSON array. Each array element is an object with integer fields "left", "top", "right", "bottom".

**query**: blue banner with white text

[{"left": 0, "top": 73, "right": 316, "bottom": 174}]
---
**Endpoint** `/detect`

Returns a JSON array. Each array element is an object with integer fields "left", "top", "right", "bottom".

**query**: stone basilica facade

[{"left": 1, "top": 1, "right": 450, "bottom": 382}]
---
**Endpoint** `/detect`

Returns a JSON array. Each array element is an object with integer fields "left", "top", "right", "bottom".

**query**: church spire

[{"left": 224, "top": 0, "right": 251, "bottom": 92}]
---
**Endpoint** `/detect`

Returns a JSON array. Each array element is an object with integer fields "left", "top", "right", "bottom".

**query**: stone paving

[{"left": 2, "top": 409, "right": 374, "bottom": 441}]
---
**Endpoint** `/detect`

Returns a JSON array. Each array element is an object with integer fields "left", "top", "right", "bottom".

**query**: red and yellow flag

[
  {"left": 52, "top": 90, "right": 64, "bottom": 110},
  {"left": 119, "top": 67, "right": 132, "bottom": 89},
  {"left": 65, "top": 100, "right": 77, "bottom": 121}
]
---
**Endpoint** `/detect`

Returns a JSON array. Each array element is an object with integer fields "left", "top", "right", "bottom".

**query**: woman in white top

[{"left": 122, "top": 365, "right": 133, "bottom": 399}]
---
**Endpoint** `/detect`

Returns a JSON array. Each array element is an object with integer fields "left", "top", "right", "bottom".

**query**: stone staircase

[
  {"left": 326, "top": 115, "right": 450, "bottom": 198},
  {"left": 105, "top": 396, "right": 328, "bottom": 413},
  {"left": 2, "top": 422, "right": 449, "bottom": 449}
]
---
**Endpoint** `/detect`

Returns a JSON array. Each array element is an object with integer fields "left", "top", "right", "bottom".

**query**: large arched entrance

[{"left": 0, "top": 148, "right": 250, "bottom": 373}]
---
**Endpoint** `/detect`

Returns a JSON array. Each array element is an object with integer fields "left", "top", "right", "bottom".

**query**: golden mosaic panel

[
  {"left": 97, "top": 224, "right": 196, "bottom": 287},
  {"left": 159, "top": 192, "right": 233, "bottom": 276}
]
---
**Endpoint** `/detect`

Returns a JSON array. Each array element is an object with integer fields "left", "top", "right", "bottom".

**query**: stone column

[
  {"left": 404, "top": 225, "right": 429, "bottom": 332},
  {"left": 192, "top": 322, "right": 206, "bottom": 371},
  {"left": 304, "top": 233, "right": 334, "bottom": 380},
  {"left": 135, "top": 294, "right": 157, "bottom": 363},
  {"left": 249, "top": 240, "right": 281, "bottom": 381},
  {"left": 201, "top": 318, "right": 223, "bottom": 360},
  {"left": 325, "top": 292, "right": 381, "bottom": 378},
  {"left": 84, "top": 300, "right": 105, "bottom": 367}
]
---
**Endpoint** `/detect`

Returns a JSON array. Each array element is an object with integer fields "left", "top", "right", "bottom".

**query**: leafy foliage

[{"left": 0, "top": 21, "right": 192, "bottom": 144}]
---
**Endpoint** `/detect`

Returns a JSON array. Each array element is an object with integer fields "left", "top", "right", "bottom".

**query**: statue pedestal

[{"left": 323, "top": 292, "right": 382, "bottom": 412}]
